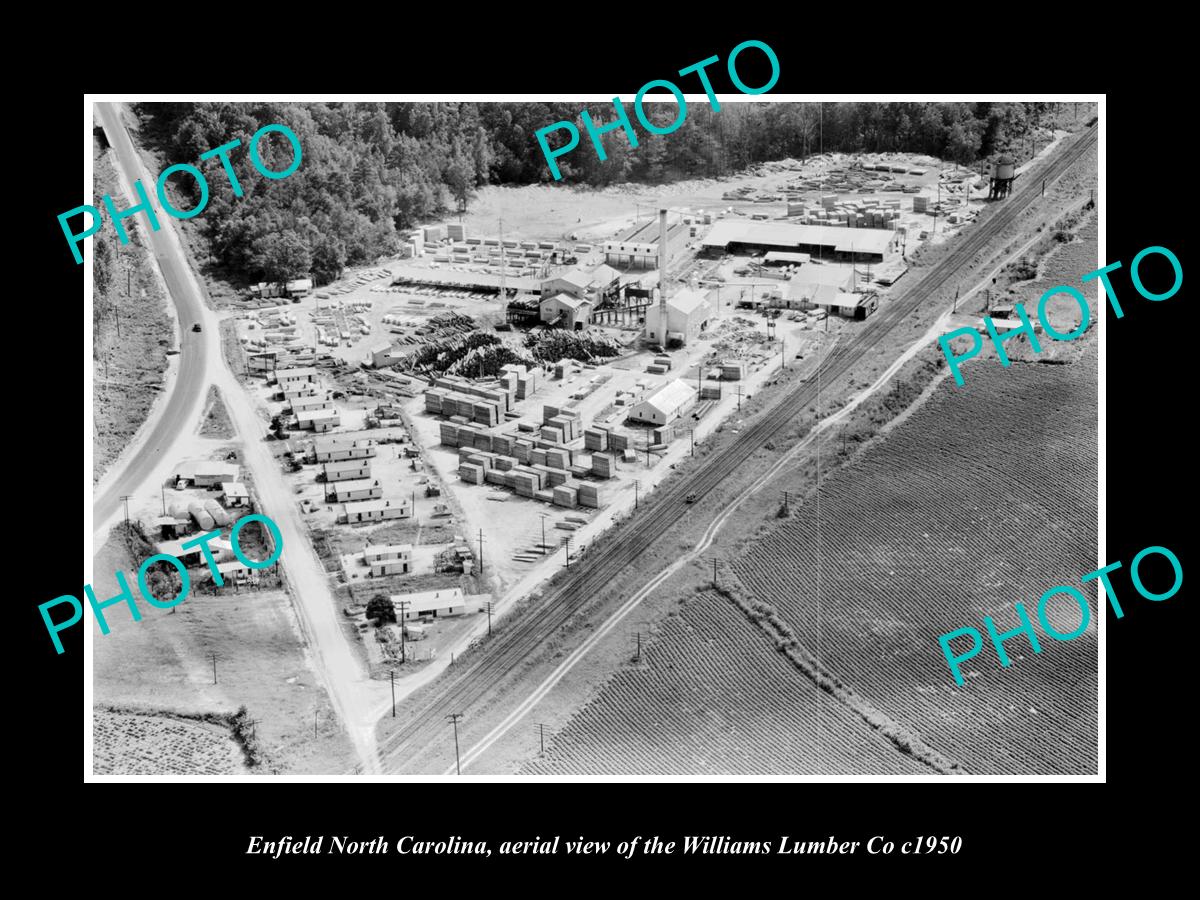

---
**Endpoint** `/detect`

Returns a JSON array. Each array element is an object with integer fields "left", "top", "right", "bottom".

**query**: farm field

[
  {"left": 726, "top": 341, "right": 1099, "bottom": 775},
  {"left": 94, "top": 709, "right": 246, "bottom": 775},
  {"left": 522, "top": 593, "right": 930, "bottom": 775}
]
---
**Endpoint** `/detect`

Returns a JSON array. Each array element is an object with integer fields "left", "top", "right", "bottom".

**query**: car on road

[
  {"left": 192, "top": 323, "right": 202, "bottom": 332},
  {"left": 685, "top": 492, "right": 698, "bottom": 504}
]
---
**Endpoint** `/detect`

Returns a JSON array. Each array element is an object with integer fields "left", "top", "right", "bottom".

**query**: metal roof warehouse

[{"left": 700, "top": 221, "right": 895, "bottom": 261}]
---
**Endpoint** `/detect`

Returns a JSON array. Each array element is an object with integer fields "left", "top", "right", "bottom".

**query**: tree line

[{"left": 135, "top": 102, "right": 1056, "bottom": 286}]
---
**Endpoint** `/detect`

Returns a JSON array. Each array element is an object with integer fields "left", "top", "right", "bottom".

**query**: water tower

[{"left": 988, "top": 155, "right": 1017, "bottom": 200}]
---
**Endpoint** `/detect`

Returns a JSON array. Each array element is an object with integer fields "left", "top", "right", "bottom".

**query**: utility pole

[
  {"left": 634, "top": 631, "right": 642, "bottom": 662},
  {"left": 390, "top": 669, "right": 396, "bottom": 717},
  {"left": 633, "top": 480, "right": 639, "bottom": 510},
  {"left": 539, "top": 513, "right": 549, "bottom": 555},
  {"left": 120, "top": 495, "right": 132, "bottom": 535},
  {"left": 208, "top": 651, "right": 220, "bottom": 684},
  {"left": 486, "top": 601, "right": 493, "bottom": 636},
  {"left": 689, "top": 428, "right": 694, "bottom": 457},
  {"left": 562, "top": 536, "right": 572, "bottom": 569},
  {"left": 396, "top": 600, "right": 409, "bottom": 663},
  {"left": 1042, "top": 178, "right": 1046, "bottom": 198},
  {"left": 161, "top": 484, "right": 166, "bottom": 516},
  {"left": 953, "top": 285, "right": 959, "bottom": 313},
  {"left": 447, "top": 713, "right": 464, "bottom": 776},
  {"left": 735, "top": 384, "right": 743, "bottom": 411},
  {"left": 781, "top": 490, "right": 790, "bottom": 514},
  {"left": 708, "top": 557, "right": 719, "bottom": 589},
  {"left": 477, "top": 529, "right": 485, "bottom": 574}
]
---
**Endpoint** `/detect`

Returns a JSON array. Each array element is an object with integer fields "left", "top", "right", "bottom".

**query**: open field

[{"left": 91, "top": 528, "right": 357, "bottom": 775}]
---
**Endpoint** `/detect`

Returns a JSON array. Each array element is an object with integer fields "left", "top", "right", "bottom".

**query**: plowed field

[
  {"left": 93, "top": 709, "right": 246, "bottom": 775},
  {"left": 522, "top": 595, "right": 929, "bottom": 775}
]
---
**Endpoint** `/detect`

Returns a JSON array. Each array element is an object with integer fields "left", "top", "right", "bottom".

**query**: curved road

[{"left": 93, "top": 102, "right": 209, "bottom": 530}]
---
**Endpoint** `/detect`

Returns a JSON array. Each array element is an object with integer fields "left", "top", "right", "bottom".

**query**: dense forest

[{"left": 135, "top": 101, "right": 1059, "bottom": 285}]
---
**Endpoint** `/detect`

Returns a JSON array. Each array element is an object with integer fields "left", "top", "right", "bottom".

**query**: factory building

[
  {"left": 644, "top": 288, "right": 713, "bottom": 345},
  {"left": 539, "top": 293, "right": 593, "bottom": 330},
  {"left": 604, "top": 214, "right": 689, "bottom": 269},
  {"left": 700, "top": 221, "right": 896, "bottom": 263}
]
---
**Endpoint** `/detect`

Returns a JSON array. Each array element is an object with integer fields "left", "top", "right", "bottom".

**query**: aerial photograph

[{"left": 86, "top": 99, "right": 1099, "bottom": 776}]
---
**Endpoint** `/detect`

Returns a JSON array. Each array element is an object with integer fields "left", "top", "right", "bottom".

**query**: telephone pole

[
  {"left": 633, "top": 480, "right": 639, "bottom": 510},
  {"left": 485, "top": 601, "right": 494, "bottom": 636},
  {"left": 633, "top": 631, "right": 642, "bottom": 662},
  {"left": 390, "top": 668, "right": 396, "bottom": 717},
  {"left": 781, "top": 490, "right": 790, "bottom": 514},
  {"left": 735, "top": 384, "right": 743, "bottom": 411},
  {"left": 208, "top": 651, "right": 220, "bottom": 684},
  {"left": 120, "top": 495, "right": 132, "bottom": 535},
  {"left": 396, "top": 600, "right": 409, "bottom": 663},
  {"left": 562, "top": 536, "right": 572, "bottom": 569},
  {"left": 539, "top": 513, "right": 550, "bottom": 555},
  {"left": 707, "top": 557, "right": 719, "bottom": 589},
  {"left": 689, "top": 428, "right": 694, "bottom": 457},
  {"left": 477, "top": 529, "right": 485, "bottom": 573},
  {"left": 447, "top": 713, "right": 464, "bottom": 775}
]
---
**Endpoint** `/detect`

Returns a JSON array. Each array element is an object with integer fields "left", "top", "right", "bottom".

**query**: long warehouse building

[{"left": 700, "top": 221, "right": 897, "bottom": 262}]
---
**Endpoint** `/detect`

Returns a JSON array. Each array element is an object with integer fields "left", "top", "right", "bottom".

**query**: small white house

[
  {"left": 220, "top": 482, "right": 250, "bottom": 507},
  {"left": 364, "top": 543, "right": 413, "bottom": 576},
  {"left": 629, "top": 380, "right": 698, "bottom": 426},
  {"left": 324, "top": 459, "right": 372, "bottom": 482},
  {"left": 340, "top": 498, "right": 412, "bottom": 524},
  {"left": 296, "top": 408, "right": 340, "bottom": 432},
  {"left": 327, "top": 478, "right": 383, "bottom": 503},
  {"left": 276, "top": 366, "right": 319, "bottom": 389},
  {"left": 391, "top": 587, "right": 466, "bottom": 620},
  {"left": 313, "top": 438, "right": 377, "bottom": 463}
]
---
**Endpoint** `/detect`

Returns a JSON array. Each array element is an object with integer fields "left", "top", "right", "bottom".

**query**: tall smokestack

[{"left": 658, "top": 208, "right": 669, "bottom": 333}]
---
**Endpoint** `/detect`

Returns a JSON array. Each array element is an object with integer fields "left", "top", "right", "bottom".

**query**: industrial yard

[{"left": 90, "top": 99, "right": 1099, "bottom": 778}]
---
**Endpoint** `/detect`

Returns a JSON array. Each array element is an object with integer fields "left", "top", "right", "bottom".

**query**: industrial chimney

[{"left": 657, "top": 208, "right": 669, "bottom": 339}]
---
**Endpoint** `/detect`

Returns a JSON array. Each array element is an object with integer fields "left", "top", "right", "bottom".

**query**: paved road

[{"left": 92, "top": 102, "right": 208, "bottom": 530}]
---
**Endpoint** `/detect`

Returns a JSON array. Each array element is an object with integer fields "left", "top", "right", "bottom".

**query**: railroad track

[{"left": 375, "top": 125, "right": 1098, "bottom": 772}]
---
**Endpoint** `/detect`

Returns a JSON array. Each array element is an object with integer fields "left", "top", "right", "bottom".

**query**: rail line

[{"left": 375, "top": 125, "right": 1098, "bottom": 772}]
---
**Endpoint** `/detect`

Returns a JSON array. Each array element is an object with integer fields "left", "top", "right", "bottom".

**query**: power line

[{"left": 447, "top": 713, "right": 464, "bottom": 775}]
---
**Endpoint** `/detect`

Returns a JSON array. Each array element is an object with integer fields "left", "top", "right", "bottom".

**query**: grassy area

[
  {"left": 199, "top": 385, "right": 235, "bottom": 438},
  {"left": 92, "top": 133, "right": 173, "bottom": 483},
  {"left": 92, "top": 526, "right": 357, "bottom": 774}
]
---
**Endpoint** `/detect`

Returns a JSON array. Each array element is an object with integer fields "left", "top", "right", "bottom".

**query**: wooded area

[{"left": 136, "top": 102, "right": 1051, "bottom": 286}]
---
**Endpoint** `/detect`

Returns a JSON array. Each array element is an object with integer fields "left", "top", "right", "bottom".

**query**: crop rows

[
  {"left": 731, "top": 350, "right": 1098, "bottom": 774},
  {"left": 522, "top": 595, "right": 929, "bottom": 776},
  {"left": 93, "top": 709, "right": 246, "bottom": 775}
]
